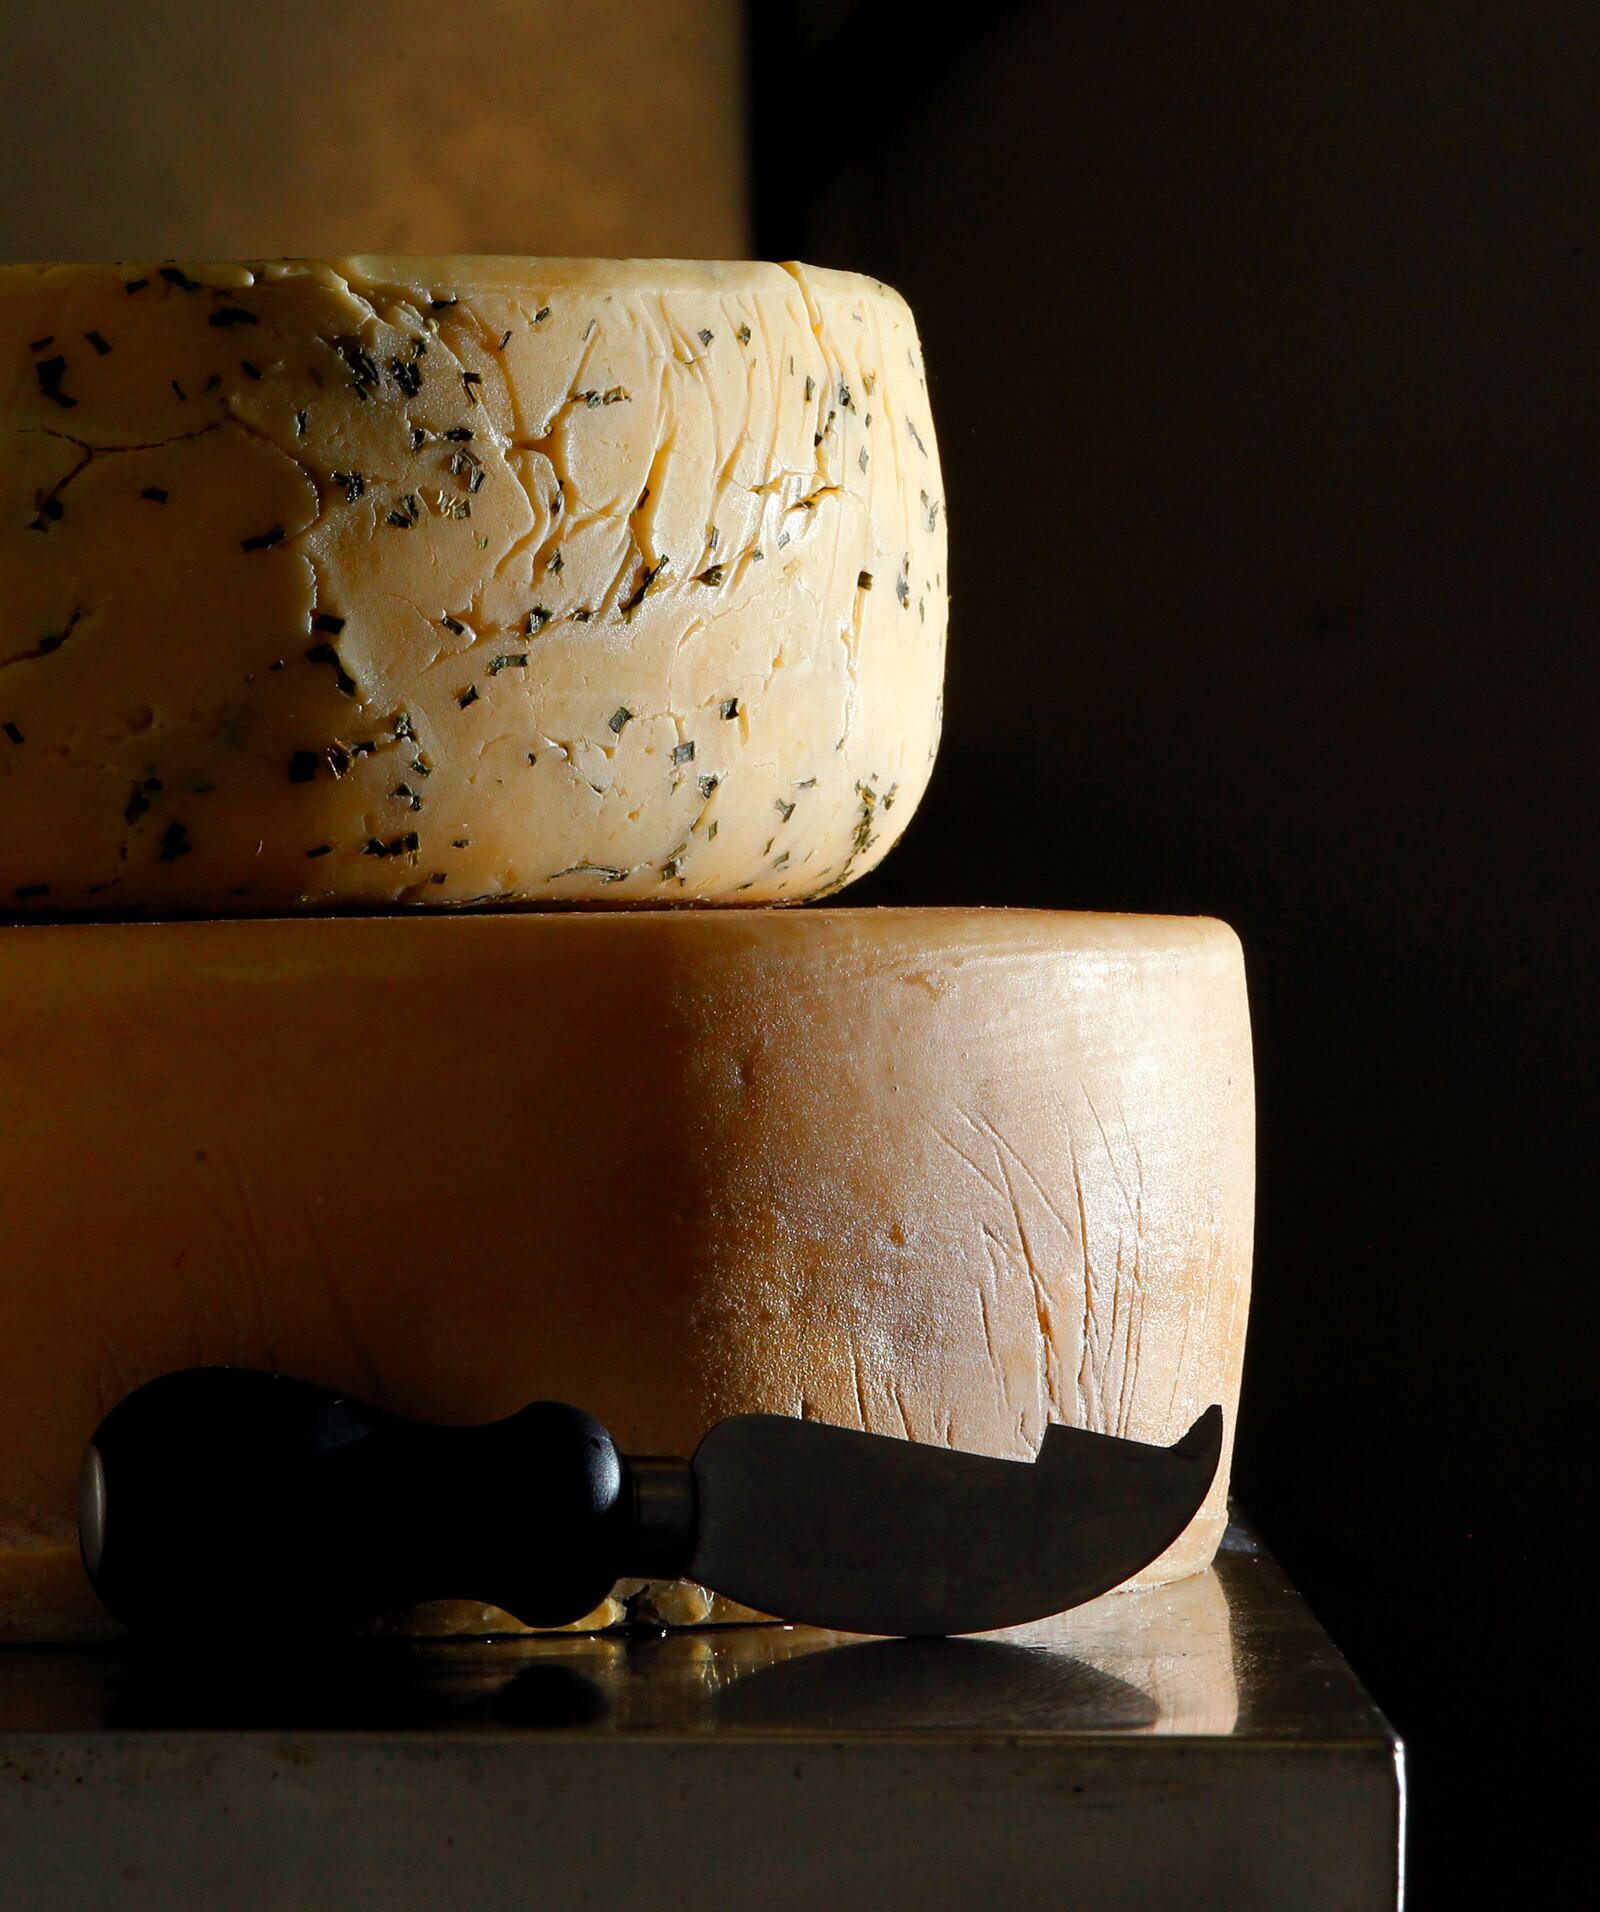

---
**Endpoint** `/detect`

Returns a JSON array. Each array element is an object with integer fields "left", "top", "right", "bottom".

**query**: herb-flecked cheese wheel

[
  {"left": 0, "top": 908, "right": 1252, "bottom": 1640},
  {"left": 0, "top": 258, "right": 945, "bottom": 913}
]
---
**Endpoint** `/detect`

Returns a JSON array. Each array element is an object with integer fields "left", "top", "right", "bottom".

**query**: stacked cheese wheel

[
  {"left": 1, "top": 258, "right": 942, "bottom": 912},
  {"left": 0, "top": 260, "right": 1252, "bottom": 1639}
]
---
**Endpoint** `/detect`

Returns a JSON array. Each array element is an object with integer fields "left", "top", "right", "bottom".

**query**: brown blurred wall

[{"left": 0, "top": 0, "right": 748, "bottom": 261}]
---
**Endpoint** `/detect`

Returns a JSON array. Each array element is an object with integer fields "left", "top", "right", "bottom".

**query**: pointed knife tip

[{"left": 1177, "top": 1403, "right": 1225, "bottom": 1469}]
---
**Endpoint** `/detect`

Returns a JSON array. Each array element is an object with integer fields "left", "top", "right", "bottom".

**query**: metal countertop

[{"left": 0, "top": 1520, "right": 1403, "bottom": 1909}]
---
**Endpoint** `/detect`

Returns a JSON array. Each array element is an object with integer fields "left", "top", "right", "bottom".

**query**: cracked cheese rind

[
  {"left": 0, "top": 908, "right": 1251, "bottom": 1640},
  {"left": 0, "top": 258, "right": 945, "bottom": 913}
]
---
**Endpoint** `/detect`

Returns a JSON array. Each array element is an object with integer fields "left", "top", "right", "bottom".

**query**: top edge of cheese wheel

[{"left": 0, "top": 257, "right": 946, "bottom": 916}]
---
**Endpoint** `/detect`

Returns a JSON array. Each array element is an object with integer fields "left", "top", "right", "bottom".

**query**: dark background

[{"left": 752, "top": 0, "right": 1593, "bottom": 1896}]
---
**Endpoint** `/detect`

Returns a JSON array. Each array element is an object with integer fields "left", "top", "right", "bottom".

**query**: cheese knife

[{"left": 78, "top": 1368, "right": 1222, "bottom": 1640}]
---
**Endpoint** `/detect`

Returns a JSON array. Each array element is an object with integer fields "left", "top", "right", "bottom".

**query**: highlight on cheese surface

[
  {"left": 0, "top": 908, "right": 1252, "bottom": 1640},
  {"left": 0, "top": 257, "right": 946, "bottom": 914}
]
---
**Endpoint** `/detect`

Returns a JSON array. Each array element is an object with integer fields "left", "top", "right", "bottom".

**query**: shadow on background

[{"left": 751, "top": 0, "right": 1593, "bottom": 1892}]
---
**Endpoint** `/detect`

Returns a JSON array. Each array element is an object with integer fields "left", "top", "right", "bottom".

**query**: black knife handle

[{"left": 80, "top": 1368, "right": 664, "bottom": 1640}]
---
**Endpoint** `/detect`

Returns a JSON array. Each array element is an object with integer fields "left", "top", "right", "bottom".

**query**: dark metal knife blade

[
  {"left": 689, "top": 1406, "right": 1223, "bottom": 1636},
  {"left": 79, "top": 1369, "right": 1221, "bottom": 1641}
]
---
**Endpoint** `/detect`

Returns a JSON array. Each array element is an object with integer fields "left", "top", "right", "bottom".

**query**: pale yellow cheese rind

[
  {"left": 0, "top": 258, "right": 945, "bottom": 913},
  {"left": 0, "top": 908, "right": 1251, "bottom": 1639}
]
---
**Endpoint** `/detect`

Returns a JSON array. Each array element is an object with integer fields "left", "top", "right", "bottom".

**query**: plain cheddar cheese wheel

[
  {"left": 0, "top": 257, "right": 945, "bottom": 914},
  {"left": 0, "top": 908, "right": 1252, "bottom": 1639}
]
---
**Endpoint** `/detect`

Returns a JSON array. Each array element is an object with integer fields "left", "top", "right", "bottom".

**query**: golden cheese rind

[
  {"left": 0, "top": 258, "right": 945, "bottom": 914},
  {"left": 0, "top": 908, "right": 1251, "bottom": 1640}
]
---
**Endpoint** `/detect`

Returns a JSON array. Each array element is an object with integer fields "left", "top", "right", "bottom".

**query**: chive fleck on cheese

[
  {"left": 0, "top": 909, "right": 1252, "bottom": 1639},
  {"left": 0, "top": 258, "right": 945, "bottom": 913}
]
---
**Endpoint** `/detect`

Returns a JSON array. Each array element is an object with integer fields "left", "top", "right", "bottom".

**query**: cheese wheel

[
  {"left": 0, "top": 908, "right": 1252, "bottom": 1639},
  {"left": 0, "top": 258, "right": 945, "bottom": 914}
]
